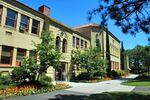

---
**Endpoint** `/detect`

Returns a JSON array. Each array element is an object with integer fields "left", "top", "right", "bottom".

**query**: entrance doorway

[{"left": 55, "top": 63, "right": 66, "bottom": 81}]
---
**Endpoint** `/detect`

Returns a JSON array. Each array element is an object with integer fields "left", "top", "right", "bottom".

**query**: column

[
  {"left": 16, "top": 13, "right": 21, "bottom": 31},
  {"left": 12, "top": 48, "right": 17, "bottom": 66},
  {"left": 0, "top": 46, "right": 2, "bottom": 62},
  {"left": 29, "top": 18, "right": 33, "bottom": 35},
  {"left": 60, "top": 38, "right": 63, "bottom": 52},
  {"left": 26, "top": 50, "right": 29, "bottom": 57}
]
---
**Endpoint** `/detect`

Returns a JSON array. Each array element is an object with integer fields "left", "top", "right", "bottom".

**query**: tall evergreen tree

[
  {"left": 106, "top": 31, "right": 111, "bottom": 75},
  {"left": 121, "top": 41, "right": 125, "bottom": 70}
]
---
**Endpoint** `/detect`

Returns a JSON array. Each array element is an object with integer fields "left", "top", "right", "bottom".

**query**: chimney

[{"left": 39, "top": 5, "right": 50, "bottom": 17}]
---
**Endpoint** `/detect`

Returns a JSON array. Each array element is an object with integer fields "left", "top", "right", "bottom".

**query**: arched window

[
  {"left": 96, "top": 34, "right": 100, "bottom": 47},
  {"left": 62, "top": 39, "right": 67, "bottom": 53},
  {"left": 56, "top": 36, "right": 61, "bottom": 49}
]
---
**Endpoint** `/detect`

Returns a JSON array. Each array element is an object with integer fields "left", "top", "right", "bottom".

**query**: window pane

[
  {"left": 16, "top": 48, "right": 26, "bottom": 61},
  {"left": 73, "top": 36, "right": 75, "bottom": 47},
  {"left": 6, "top": 9, "right": 17, "bottom": 27},
  {"left": 0, "top": 46, "right": 13, "bottom": 64},
  {"left": 81, "top": 40, "right": 83, "bottom": 48},
  {"left": 85, "top": 41, "right": 87, "bottom": 48},
  {"left": 32, "top": 19, "right": 40, "bottom": 34},
  {"left": 62, "top": 39, "right": 67, "bottom": 53},
  {"left": 20, "top": 15, "right": 29, "bottom": 33},
  {"left": 0, "top": 5, "right": 3, "bottom": 24}
]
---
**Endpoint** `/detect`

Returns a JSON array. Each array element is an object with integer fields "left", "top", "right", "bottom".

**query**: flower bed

[{"left": 0, "top": 83, "right": 70, "bottom": 99}]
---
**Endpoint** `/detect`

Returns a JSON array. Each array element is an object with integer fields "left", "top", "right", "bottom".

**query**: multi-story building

[
  {"left": 74, "top": 24, "right": 121, "bottom": 71},
  {"left": 0, "top": 0, "right": 121, "bottom": 81}
]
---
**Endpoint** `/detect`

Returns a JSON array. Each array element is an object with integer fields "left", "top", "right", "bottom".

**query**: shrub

[
  {"left": 94, "top": 70, "right": 107, "bottom": 78},
  {"left": 75, "top": 72, "right": 94, "bottom": 80},
  {"left": 11, "top": 57, "right": 39, "bottom": 84},
  {"left": 111, "top": 70, "right": 126, "bottom": 78},
  {"left": 135, "top": 73, "right": 150, "bottom": 80},
  {"left": 0, "top": 74, "right": 11, "bottom": 85},
  {"left": 39, "top": 75, "right": 52, "bottom": 86}
]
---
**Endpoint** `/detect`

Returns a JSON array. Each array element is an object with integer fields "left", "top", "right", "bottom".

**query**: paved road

[{"left": 6, "top": 74, "right": 140, "bottom": 100}]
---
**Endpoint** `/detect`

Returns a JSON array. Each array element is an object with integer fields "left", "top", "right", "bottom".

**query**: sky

[{"left": 19, "top": 0, "right": 150, "bottom": 49}]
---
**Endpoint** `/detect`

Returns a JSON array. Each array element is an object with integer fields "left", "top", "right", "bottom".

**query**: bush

[
  {"left": 39, "top": 75, "right": 52, "bottom": 86},
  {"left": 11, "top": 57, "right": 39, "bottom": 84},
  {"left": 94, "top": 70, "right": 107, "bottom": 78},
  {"left": 135, "top": 73, "right": 150, "bottom": 80},
  {"left": 75, "top": 72, "right": 94, "bottom": 80},
  {"left": 0, "top": 74, "right": 12, "bottom": 85},
  {"left": 111, "top": 70, "right": 126, "bottom": 78}
]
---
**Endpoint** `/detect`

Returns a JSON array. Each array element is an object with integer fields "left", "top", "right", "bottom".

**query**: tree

[
  {"left": 71, "top": 47, "right": 107, "bottom": 74},
  {"left": 120, "top": 41, "right": 125, "bottom": 70},
  {"left": 88, "top": 0, "right": 150, "bottom": 41},
  {"left": 36, "top": 30, "right": 62, "bottom": 80},
  {"left": 126, "top": 45, "right": 150, "bottom": 73},
  {"left": 106, "top": 32, "right": 111, "bottom": 75}
]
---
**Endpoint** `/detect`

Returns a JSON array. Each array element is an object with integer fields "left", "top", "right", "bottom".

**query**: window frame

[
  {"left": 5, "top": 8, "right": 18, "bottom": 28},
  {"left": 62, "top": 39, "right": 67, "bottom": 53},
  {"left": 0, "top": 46, "right": 13, "bottom": 65},
  {"left": 32, "top": 19, "right": 40, "bottom": 35},
  {"left": 19, "top": 14, "right": 30, "bottom": 33},
  {"left": 0, "top": 5, "right": 3, "bottom": 24}
]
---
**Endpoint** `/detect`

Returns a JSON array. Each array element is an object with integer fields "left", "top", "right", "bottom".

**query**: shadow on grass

[{"left": 48, "top": 92, "right": 150, "bottom": 100}]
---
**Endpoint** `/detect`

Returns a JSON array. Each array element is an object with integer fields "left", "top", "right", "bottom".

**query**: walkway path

[{"left": 6, "top": 74, "right": 139, "bottom": 100}]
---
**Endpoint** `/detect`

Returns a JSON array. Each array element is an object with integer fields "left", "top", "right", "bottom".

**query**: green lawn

[{"left": 122, "top": 80, "right": 150, "bottom": 86}]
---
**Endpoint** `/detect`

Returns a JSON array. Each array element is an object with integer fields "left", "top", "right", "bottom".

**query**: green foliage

[
  {"left": 126, "top": 45, "right": 150, "bottom": 73},
  {"left": 75, "top": 72, "right": 94, "bottom": 80},
  {"left": 0, "top": 74, "right": 11, "bottom": 85},
  {"left": 111, "top": 70, "right": 126, "bottom": 78},
  {"left": 11, "top": 57, "right": 39, "bottom": 84},
  {"left": 94, "top": 70, "right": 107, "bottom": 78},
  {"left": 71, "top": 47, "right": 107, "bottom": 74},
  {"left": 35, "top": 30, "right": 62, "bottom": 77},
  {"left": 39, "top": 75, "right": 52, "bottom": 86},
  {"left": 135, "top": 73, "right": 150, "bottom": 80},
  {"left": 88, "top": 0, "right": 150, "bottom": 35}
]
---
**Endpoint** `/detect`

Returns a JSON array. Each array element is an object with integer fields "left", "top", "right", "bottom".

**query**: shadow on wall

[{"left": 48, "top": 92, "right": 150, "bottom": 100}]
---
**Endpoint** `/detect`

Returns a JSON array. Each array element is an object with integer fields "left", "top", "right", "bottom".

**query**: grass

[{"left": 122, "top": 80, "right": 150, "bottom": 86}]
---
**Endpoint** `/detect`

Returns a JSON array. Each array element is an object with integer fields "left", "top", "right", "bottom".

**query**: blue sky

[{"left": 19, "top": 0, "right": 150, "bottom": 49}]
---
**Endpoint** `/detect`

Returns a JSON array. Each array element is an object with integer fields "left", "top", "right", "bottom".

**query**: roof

[
  {"left": 74, "top": 23, "right": 120, "bottom": 43},
  {"left": 4, "top": 0, "right": 90, "bottom": 40}
]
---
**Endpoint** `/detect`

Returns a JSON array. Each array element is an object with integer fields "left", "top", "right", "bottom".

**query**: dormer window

[
  {"left": 5, "top": 9, "right": 17, "bottom": 28},
  {"left": 20, "top": 15, "right": 29, "bottom": 33}
]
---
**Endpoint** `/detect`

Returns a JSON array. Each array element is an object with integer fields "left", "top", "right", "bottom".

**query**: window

[
  {"left": 20, "top": 15, "right": 29, "bottom": 33},
  {"left": 56, "top": 36, "right": 61, "bottom": 49},
  {"left": 73, "top": 36, "right": 75, "bottom": 47},
  {"left": 81, "top": 40, "right": 84, "bottom": 49},
  {"left": 0, "top": 5, "right": 3, "bottom": 24},
  {"left": 5, "top": 9, "right": 17, "bottom": 28},
  {"left": 32, "top": 19, "right": 40, "bottom": 35},
  {"left": 0, "top": 46, "right": 13, "bottom": 65},
  {"left": 85, "top": 41, "right": 87, "bottom": 49},
  {"left": 16, "top": 48, "right": 26, "bottom": 66},
  {"left": 76, "top": 38, "right": 79, "bottom": 48},
  {"left": 96, "top": 39, "right": 100, "bottom": 47},
  {"left": 62, "top": 39, "right": 67, "bottom": 53}
]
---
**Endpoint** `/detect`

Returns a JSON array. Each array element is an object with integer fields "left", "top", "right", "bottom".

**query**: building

[{"left": 0, "top": 0, "right": 121, "bottom": 81}]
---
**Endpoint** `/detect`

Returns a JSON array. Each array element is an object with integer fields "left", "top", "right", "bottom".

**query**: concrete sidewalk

[
  {"left": 65, "top": 74, "right": 138, "bottom": 94},
  {"left": 6, "top": 74, "right": 138, "bottom": 100}
]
